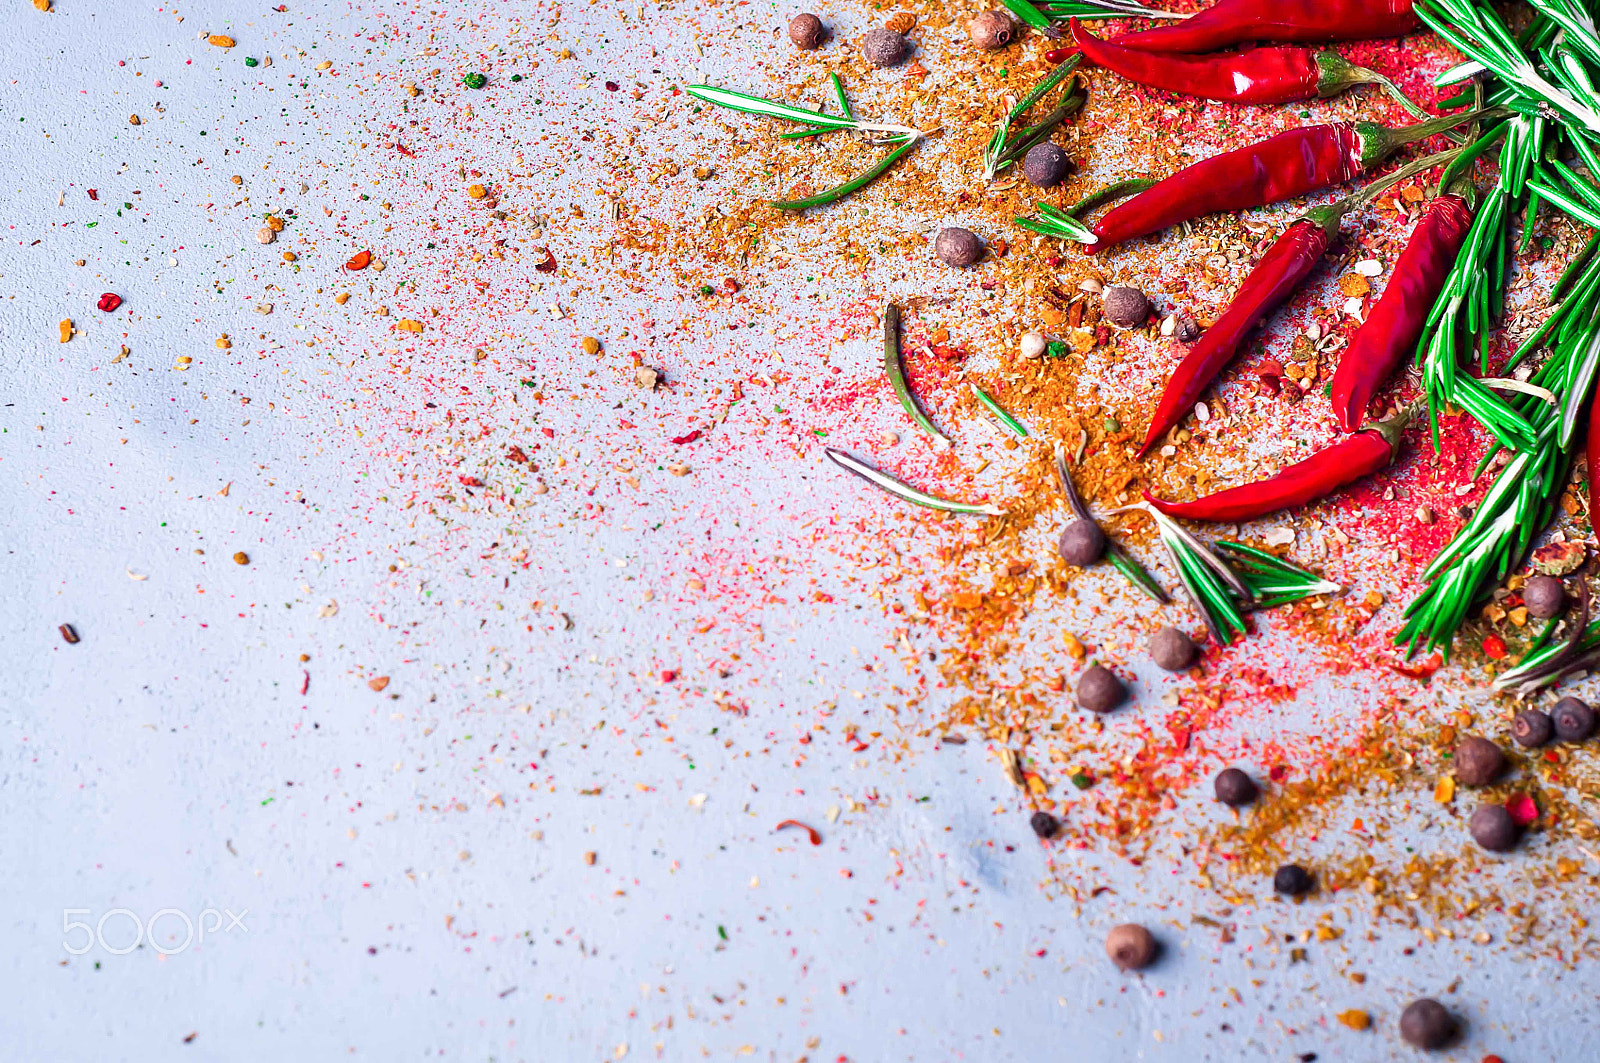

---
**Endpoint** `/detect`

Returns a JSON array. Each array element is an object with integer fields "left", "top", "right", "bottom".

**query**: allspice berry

[
  {"left": 1469, "top": 803, "right": 1519, "bottom": 852},
  {"left": 1512, "top": 708, "right": 1554, "bottom": 748},
  {"left": 1029, "top": 810, "right": 1059, "bottom": 838},
  {"left": 1102, "top": 286, "right": 1152, "bottom": 328},
  {"left": 1057, "top": 519, "right": 1106, "bottom": 567},
  {"left": 1523, "top": 574, "right": 1566, "bottom": 618},
  {"left": 1105, "top": 923, "right": 1158, "bottom": 971},
  {"left": 861, "top": 27, "right": 908, "bottom": 67},
  {"left": 934, "top": 226, "right": 983, "bottom": 267},
  {"left": 1273, "top": 863, "right": 1313, "bottom": 896},
  {"left": 967, "top": 10, "right": 1016, "bottom": 50},
  {"left": 1553, "top": 696, "right": 1597, "bottom": 741},
  {"left": 1213, "top": 767, "right": 1258, "bottom": 807},
  {"left": 1452, "top": 735, "right": 1505, "bottom": 787},
  {"left": 1399, "top": 998, "right": 1457, "bottom": 1050},
  {"left": 787, "top": 12, "right": 826, "bottom": 49},
  {"left": 1148, "top": 626, "right": 1195, "bottom": 671},
  {"left": 1021, "top": 142, "right": 1070, "bottom": 187},
  {"left": 1076, "top": 664, "right": 1126, "bottom": 714}
]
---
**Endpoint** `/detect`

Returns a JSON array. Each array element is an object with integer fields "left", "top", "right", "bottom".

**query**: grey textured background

[{"left": 5, "top": 1, "right": 1598, "bottom": 1059}]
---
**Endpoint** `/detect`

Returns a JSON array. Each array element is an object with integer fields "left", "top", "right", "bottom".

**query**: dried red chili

[
  {"left": 1145, "top": 408, "right": 1409, "bottom": 521},
  {"left": 1330, "top": 186, "right": 1475, "bottom": 431},
  {"left": 1073, "top": 20, "right": 1397, "bottom": 106},
  {"left": 1111, "top": 0, "right": 1417, "bottom": 53},
  {"left": 1140, "top": 218, "right": 1330, "bottom": 454},
  {"left": 344, "top": 249, "right": 372, "bottom": 271},
  {"left": 96, "top": 292, "right": 122, "bottom": 312},
  {"left": 1093, "top": 111, "right": 1481, "bottom": 249},
  {"left": 1138, "top": 149, "right": 1455, "bottom": 454}
]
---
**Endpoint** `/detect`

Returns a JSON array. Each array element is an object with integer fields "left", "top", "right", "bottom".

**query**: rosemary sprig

[
  {"left": 1150, "top": 508, "right": 1249, "bottom": 646},
  {"left": 825, "top": 448, "right": 1005, "bottom": 516},
  {"left": 983, "top": 56, "right": 1082, "bottom": 182},
  {"left": 883, "top": 303, "right": 946, "bottom": 440},
  {"left": 1493, "top": 586, "right": 1599, "bottom": 694},
  {"left": 1416, "top": 0, "right": 1600, "bottom": 141},
  {"left": 998, "top": 0, "right": 1191, "bottom": 31},
  {"left": 972, "top": 384, "right": 1029, "bottom": 437},
  {"left": 1216, "top": 542, "right": 1341, "bottom": 608},
  {"left": 1014, "top": 201, "right": 1100, "bottom": 244},
  {"left": 689, "top": 81, "right": 926, "bottom": 210},
  {"left": 686, "top": 83, "right": 918, "bottom": 138},
  {"left": 1054, "top": 445, "right": 1168, "bottom": 602}
]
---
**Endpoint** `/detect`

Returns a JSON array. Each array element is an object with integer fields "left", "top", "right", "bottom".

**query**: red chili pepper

[
  {"left": 1092, "top": 110, "right": 1478, "bottom": 249},
  {"left": 344, "top": 249, "right": 372, "bottom": 271},
  {"left": 1073, "top": 20, "right": 1389, "bottom": 106},
  {"left": 1137, "top": 146, "right": 1458, "bottom": 454},
  {"left": 1111, "top": 0, "right": 1417, "bottom": 54},
  {"left": 97, "top": 292, "right": 122, "bottom": 312},
  {"left": 1140, "top": 219, "right": 1330, "bottom": 454},
  {"left": 1144, "top": 409, "right": 1408, "bottom": 521},
  {"left": 1330, "top": 190, "right": 1475, "bottom": 431}
]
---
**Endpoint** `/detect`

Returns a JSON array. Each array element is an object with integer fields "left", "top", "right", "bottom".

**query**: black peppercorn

[
  {"left": 1021, "top": 142, "right": 1070, "bottom": 187},
  {"left": 1101, "top": 286, "right": 1151, "bottom": 328},
  {"left": 1398, "top": 998, "right": 1457, "bottom": 1050},
  {"left": 1148, "top": 625, "right": 1195, "bottom": 671},
  {"left": 934, "top": 226, "right": 983, "bottom": 267},
  {"left": 1029, "top": 810, "right": 1059, "bottom": 838},
  {"left": 1522, "top": 574, "right": 1567, "bottom": 619},
  {"left": 1452, "top": 735, "right": 1505, "bottom": 787},
  {"left": 1469, "top": 803, "right": 1519, "bottom": 852},
  {"left": 861, "top": 27, "right": 908, "bottom": 67},
  {"left": 1057, "top": 519, "right": 1107, "bottom": 567},
  {"left": 1076, "top": 664, "right": 1126, "bottom": 714},
  {"left": 788, "top": 13, "right": 826, "bottom": 49},
  {"left": 1214, "top": 767, "right": 1258, "bottom": 807},
  {"left": 1104, "top": 923, "right": 1158, "bottom": 970},
  {"left": 1273, "top": 863, "right": 1313, "bottom": 896},
  {"left": 1511, "top": 709, "right": 1554, "bottom": 748},
  {"left": 1553, "top": 696, "right": 1596, "bottom": 741}
]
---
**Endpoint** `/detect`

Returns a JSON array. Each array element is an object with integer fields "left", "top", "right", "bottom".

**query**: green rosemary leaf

[
  {"left": 971, "top": 384, "right": 1028, "bottom": 437},
  {"left": 772, "top": 135, "right": 920, "bottom": 211},
  {"left": 825, "top": 448, "right": 1004, "bottom": 516},
  {"left": 997, "top": 0, "right": 1053, "bottom": 31},
  {"left": 1015, "top": 205, "right": 1099, "bottom": 244},
  {"left": 881, "top": 303, "right": 946, "bottom": 440},
  {"left": 830, "top": 72, "right": 853, "bottom": 121},
  {"left": 1106, "top": 546, "right": 1169, "bottom": 603},
  {"left": 1034, "top": 0, "right": 1193, "bottom": 17},
  {"left": 1064, "top": 178, "right": 1158, "bottom": 219},
  {"left": 686, "top": 84, "right": 855, "bottom": 128}
]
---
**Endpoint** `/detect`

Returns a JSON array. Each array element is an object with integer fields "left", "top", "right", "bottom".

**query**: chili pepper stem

[
  {"left": 1314, "top": 52, "right": 1429, "bottom": 117},
  {"left": 1356, "top": 106, "right": 1506, "bottom": 168},
  {"left": 1301, "top": 146, "right": 1465, "bottom": 238},
  {"left": 1358, "top": 401, "right": 1420, "bottom": 455}
]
